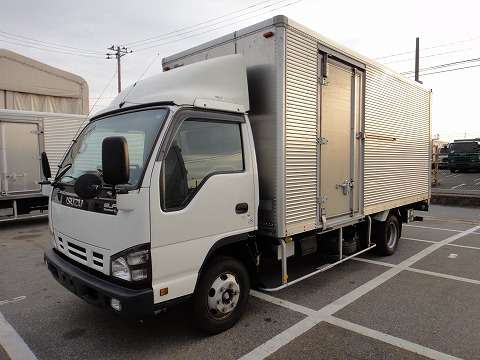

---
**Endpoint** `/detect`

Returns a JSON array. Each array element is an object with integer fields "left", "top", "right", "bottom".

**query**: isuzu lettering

[{"left": 43, "top": 16, "right": 431, "bottom": 334}]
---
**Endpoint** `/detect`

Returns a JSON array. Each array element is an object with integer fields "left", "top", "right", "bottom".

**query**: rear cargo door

[
  {"left": 0, "top": 121, "right": 42, "bottom": 194},
  {"left": 319, "top": 57, "right": 362, "bottom": 221}
]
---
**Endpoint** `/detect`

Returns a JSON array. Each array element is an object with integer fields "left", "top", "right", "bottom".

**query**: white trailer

[
  {"left": 0, "top": 109, "right": 86, "bottom": 221},
  {"left": 43, "top": 16, "right": 431, "bottom": 334}
]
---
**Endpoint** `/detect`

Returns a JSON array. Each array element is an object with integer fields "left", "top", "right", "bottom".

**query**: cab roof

[{"left": 98, "top": 54, "right": 249, "bottom": 116}]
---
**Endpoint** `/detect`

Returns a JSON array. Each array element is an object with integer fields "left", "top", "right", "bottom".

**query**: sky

[{"left": 1, "top": 0, "right": 480, "bottom": 141}]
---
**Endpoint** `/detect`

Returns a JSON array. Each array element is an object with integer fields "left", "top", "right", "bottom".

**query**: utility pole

[
  {"left": 414, "top": 37, "right": 421, "bottom": 83},
  {"left": 106, "top": 45, "right": 133, "bottom": 93}
]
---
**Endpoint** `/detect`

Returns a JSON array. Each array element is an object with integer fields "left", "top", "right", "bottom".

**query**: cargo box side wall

[
  {"left": 283, "top": 27, "right": 318, "bottom": 236},
  {"left": 43, "top": 115, "right": 86, "bottom": 176},
  {"left": 363, "top": 66, "right": 431, "bottom": 215}
]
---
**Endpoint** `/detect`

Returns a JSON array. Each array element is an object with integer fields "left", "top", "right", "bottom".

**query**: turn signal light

[{"left": 160, "top": 288, "right": 168, "bottom": 296}]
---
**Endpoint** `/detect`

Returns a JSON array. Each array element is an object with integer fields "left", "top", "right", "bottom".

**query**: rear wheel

[
  {"left": 373, "top": 214, "right": 401, "bottom": 256},
  {"left": 192, "top": 256, "right": 250, "bottom": 334},
  {"left": 450, "top": 168, "right": 456, "bottom": 173}
]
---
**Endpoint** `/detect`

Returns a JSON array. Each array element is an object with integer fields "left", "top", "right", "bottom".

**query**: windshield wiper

[
  {"left": 55, "top": 163, "right": 72, "bottom": 180},
  {"left": 51, "top": 163, "right": 73, "bottom": 188}
]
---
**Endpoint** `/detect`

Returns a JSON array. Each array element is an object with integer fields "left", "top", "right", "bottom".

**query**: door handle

[
  {"left": 235, "top": 203, "right": 248, "bottom": 214},
  {"left": 336, "top": 180, "right": 353, "bottom": 195}
]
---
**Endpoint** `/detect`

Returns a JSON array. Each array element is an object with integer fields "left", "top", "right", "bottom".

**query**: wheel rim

[
  {"left": 387, "top": 222, "right": 398, "bottom": 248},
  {"left": 207, "top": 272, "right": 240, "bottom": 319}
]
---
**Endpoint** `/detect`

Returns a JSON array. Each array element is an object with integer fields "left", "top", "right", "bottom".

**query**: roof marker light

[{"left": 263, "top": 31, "right": 274, "bottom": 38}]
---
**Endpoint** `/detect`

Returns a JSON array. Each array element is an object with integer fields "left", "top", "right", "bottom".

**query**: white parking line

[
  {"left": 0, "top": 311, "right": 37, "bottom": 360},
  {"left": 450, "top": 183, "right": 466, "bottom": 189},
  {"left": 402, "top": 236, "right": 480, "bottom": 251},
  {"left": 407, "top": 267, "right": 480, "bottom": 285},
  {"left": 325, "top": 316, "right": 461, "bottom": 360},
  {"left": 250, "top": 290, "right": 315, "bottom": 317},
  {"left": 402, "top": 237, "right": 436, "bottom": 244},
  {"left": 448, "top": 243, "right": 480, "bottom": 251},
  {"left": 404, "top": 224, "right": 463, "bottom": 233},
  {"left": 240, "top": 224, "right": 480, "bottom": 360},
  {"left": 0, "top": 296, "right": 26, "bottom": 307},
  {"left": 353, "top": 258, "right": 480, "bottom": 286}
]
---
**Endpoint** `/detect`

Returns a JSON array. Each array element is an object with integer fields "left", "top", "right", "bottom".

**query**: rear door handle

[{"left": 235, "top": 203, "right": 248, "bottom": 214}]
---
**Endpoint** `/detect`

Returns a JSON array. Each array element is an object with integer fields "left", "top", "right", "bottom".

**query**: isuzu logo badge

[{"left": 65, "top": 196, "right": 84, "bottom": 208}]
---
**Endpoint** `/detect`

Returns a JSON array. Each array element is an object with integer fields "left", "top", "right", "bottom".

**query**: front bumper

[{"left": 44, "top": 248, "right": 154, "bottom": 319}]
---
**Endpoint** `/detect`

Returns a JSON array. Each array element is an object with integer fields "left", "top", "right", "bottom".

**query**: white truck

[{"left": 43, "top": 16, "right": 431, "bottom": 333}]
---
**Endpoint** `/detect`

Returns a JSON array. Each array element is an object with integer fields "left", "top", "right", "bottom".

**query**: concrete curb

[
  {"left": 0, "top": 311, "right": 37, "bottom": 360},
  {"left": 431, "top": 193, "right": 480, "bottom": 207}
]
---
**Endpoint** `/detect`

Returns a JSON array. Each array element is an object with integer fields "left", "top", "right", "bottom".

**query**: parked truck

[
  {"left": 43, "top": 16, "right": 431, "bottom": 334},
  {"left": 0, "top": 49, "right": 88, "bottom": 221},
  {"left": 448, "top": 139, "right": 480, "bottom": 173},
  {"left": 0, "top": 109, "right": 86, "bottom": 221}
]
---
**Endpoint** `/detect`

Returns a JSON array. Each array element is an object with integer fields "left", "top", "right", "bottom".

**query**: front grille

[
  {"left": 67, "top": 242, "right": 88, "bottom": 261},
  {"left": 92, "top": 252, "right": 104, "bottom": 267},
  {"left": 55, "top": 233, "right": 107, "bottom": 273}
]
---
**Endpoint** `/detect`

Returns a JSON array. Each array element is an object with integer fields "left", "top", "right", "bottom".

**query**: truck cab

[{"left": 44, "top": 55, "right": 260, "bottom": 333}]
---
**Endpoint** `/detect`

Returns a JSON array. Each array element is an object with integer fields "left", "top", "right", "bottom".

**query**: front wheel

[
  {"left": 373, "top": 214, "right": 401, "bottom": 256},
  {"left": 192, "top": 256, "right": 250, "bottom": 334}
]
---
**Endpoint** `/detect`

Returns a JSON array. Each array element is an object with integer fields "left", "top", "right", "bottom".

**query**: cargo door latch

[{"left": 336, "top": 179, "right": 353, "bottom": 195}]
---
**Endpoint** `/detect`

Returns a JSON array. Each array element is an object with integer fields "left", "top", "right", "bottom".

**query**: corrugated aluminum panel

[
  {"left": 43, "top": 116, "right": 86, "bottom": 175},
  {"left": 284, "top": 28, "right": 318, "bottom": 230},
  {"left": 364, "top": 64, "right": 430, "bottom": 214}
]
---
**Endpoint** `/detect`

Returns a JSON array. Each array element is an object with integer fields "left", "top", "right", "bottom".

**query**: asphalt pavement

[
  {"left": 433, "top": 169, "right": 480, "bottom": 194},
  {"left": 1, "top": 205, "right": 480, "bottom": 359}
]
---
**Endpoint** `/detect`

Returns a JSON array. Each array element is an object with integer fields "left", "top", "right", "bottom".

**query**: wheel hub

[
  {"left": 207, "top": 273, "right": 240, "bottom": 318},
  {"left": 387, "top": 222, "right": 398, "bottom": 248}
]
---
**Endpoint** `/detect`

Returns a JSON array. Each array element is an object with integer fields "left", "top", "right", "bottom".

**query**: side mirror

[
  {"left": 41, "top": 152, "right": 51, "bottom": 179},
  {"left": 102, "top": 136, "right": 130, "bottom": 185}
]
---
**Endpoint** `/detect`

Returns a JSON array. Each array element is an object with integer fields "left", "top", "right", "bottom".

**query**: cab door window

[{"left": 161, "top": 119, "right": 244, "bottom": 210}]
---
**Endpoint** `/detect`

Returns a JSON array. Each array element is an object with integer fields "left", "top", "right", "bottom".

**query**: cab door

[{"left": 149, "top": 110, "right": 257, "bottom": 303}]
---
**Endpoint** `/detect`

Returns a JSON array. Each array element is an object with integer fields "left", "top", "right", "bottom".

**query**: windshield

[
  {"left": 58, "top": 108, "right": 168, "bottom": 187},
  {"left": 449, "top": 141, "right": 480, "bottom": 153}
]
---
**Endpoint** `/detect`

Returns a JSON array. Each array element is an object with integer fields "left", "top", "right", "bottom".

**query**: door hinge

[
  {"left": 356, "top": 131, "right": 365, "bottom": 140},
  {"left": 318, "top": 195, "right": 327, "bottom": 204},
  {"left": 317, "top": 137, "right": 328, "bottom": 145},
  {"left": 30, "top": 130, "right": 43, "bottom": 135}
]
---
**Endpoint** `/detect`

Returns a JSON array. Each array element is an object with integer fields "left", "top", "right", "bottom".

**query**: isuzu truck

[{"left": 43, "top": 16, "right": 431, "bottom": 334}]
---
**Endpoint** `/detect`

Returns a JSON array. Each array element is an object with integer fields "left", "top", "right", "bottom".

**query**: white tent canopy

[{"left": 0, "top": 49, "right": 88, "bottom": 114}]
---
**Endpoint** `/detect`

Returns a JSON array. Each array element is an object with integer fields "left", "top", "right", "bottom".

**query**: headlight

[{"left": 111, "top": 244, "right": 151, "bottom": 283}]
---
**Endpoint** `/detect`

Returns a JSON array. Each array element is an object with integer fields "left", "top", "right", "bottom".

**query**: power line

[
  {"left": 406, "top": 63, "right": 480, "bottom": 77},
  {"left": 383, "top": 48, "right": 471, "bottom": 65},
  {"left": 117, "top": 0, "right": 303, "bottom": 108},
  {"left": 401, "top": 56, "right": 480, "bottom": 75},
  {"left": 0, "top": 36, "right": 104, "bottom": 58},
  {"left": 134, "top": 0, "right": 303, "bottom": 52},
  {"left": 375, "top": 35, "right": 480, "bottom": 60},
  {"left": 0, "top": 29, "right": 104, "bottom": 55},
  {"left": 89, "top": 71, "right": 117, "bottom": 114},
  {"left": 126, "top": 0, "right": 280, "bottom": 46}
]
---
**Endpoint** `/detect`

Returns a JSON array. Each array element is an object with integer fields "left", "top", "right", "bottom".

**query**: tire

[
  {"left": 373, "top": 214, "right": 401, "bottom": 256},
  {"left": 192, "top": 256, "right": 250, "bottom": 334},
  {"left": 450, "top": 168, "right": 456, "bottom": 173}
]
